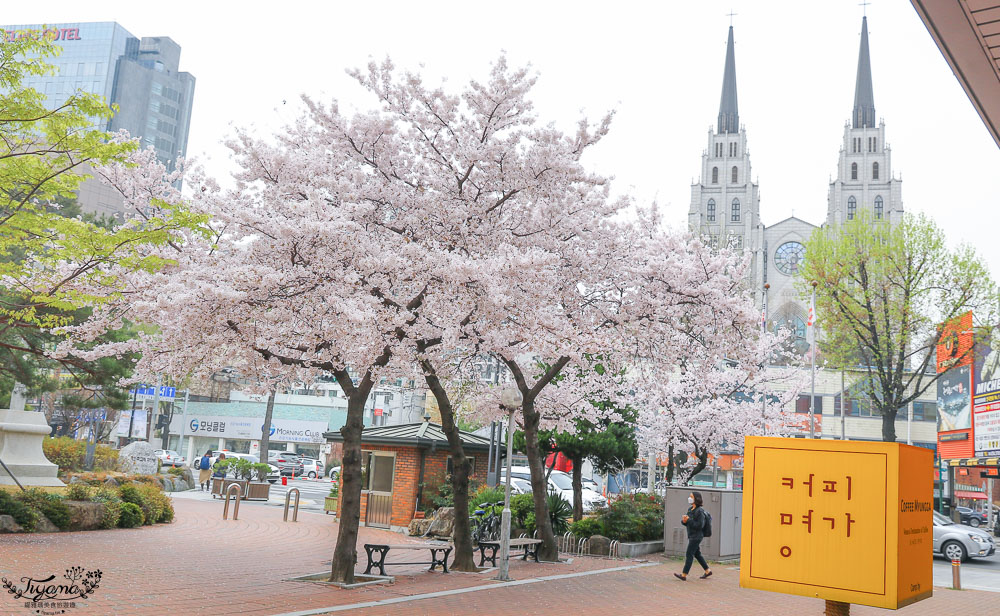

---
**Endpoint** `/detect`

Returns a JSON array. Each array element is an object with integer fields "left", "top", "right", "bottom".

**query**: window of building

[
  {"left": 446, "top": 456, "right": 476, "bottom": 476},
  {"left": 711, "top": 167, "right": 718, "bottom": 184},
  {"left": 872, "top": 162, "right": 879, "bottom": 180},
  {"left": 707, "top": 199, "right": 716, "bottom": 222},
  {"left": 731, "top": 166, "right": 738, "bottom": 183},
  {"left": 874, "top": 195, "right": 883, "bottom": 220},
  {"left": 152, "top": 82, "right": 162, "bottom": 96},
  {"left": 360, "top": 451, "right": 395, "bottom": 492},
  {"left": 715, "top": 143, "right": 722, "bottom": 157},
  {"left": 851, "top": 162, "right": 858, "bottom": 180},
  {"left": 795, "top": 395, "right": 823, "bottom": 414},
  {"left": 729, "top": 142, "right": 736, "bottom": 157},
  {"left": 847, "top": 196, "right": 857, "bottom": 220},
  {"left": 729, "top": 234, "right": 743, "bottom": 249},
  {"left": 912, "top": 401, "right": 937, "bottom": 422},
  {"left": 731, "top": 198, "right": 740, "bottom": 222}
]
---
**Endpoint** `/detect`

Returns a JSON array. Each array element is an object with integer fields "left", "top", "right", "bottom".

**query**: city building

[
  {"left": 1, "top": 22, "right": 196, "bottom": 219},
  {"left": 684, "top": 18, "right": 937, "bottom": 464},
  {"left": 688, "top": 17, "right": 903, "bottom": 354}
]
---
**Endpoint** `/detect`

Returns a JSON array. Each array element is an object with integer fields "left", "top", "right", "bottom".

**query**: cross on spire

[
  {"left": 727, "top": 9, "right": 738, "bottom": 26},
  {"left": 859, "top": 1, "right": 871, "bottom": 17}
]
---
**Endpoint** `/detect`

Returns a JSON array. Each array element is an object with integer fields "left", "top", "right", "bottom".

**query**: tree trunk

[
  {"left": 683, "top": 448, "right": 709, "bottom": 486},
  {"left": 880, "top": 406, "right": 897, "bottom": 442},
  {"left": 665, "top": 445, "right": 675, "bottom": 485},
  {"left": 571, "top": 455, "right": 584, "bottom": 522},
  {"left": 421, "top": 364, "right": 477, "bottom": 571},
  {"left": 328, "top": 391, "right": 367, "bottom": 584},
  {"left": 522, "top": 399, "right": 559, "bottom": 561},
  {"left": 260, "top": 390, "right": 275, "bottom": 462}
]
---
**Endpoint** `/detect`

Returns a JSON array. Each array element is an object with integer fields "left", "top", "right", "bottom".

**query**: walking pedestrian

[
  {"left": 197, "top": 450, "right": 213, "bottom": 491},
  {"left": 674, "top": 491, "right": 712, "bottom": 581}
]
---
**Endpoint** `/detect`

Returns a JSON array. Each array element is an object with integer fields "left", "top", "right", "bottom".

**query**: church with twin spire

[{"left": 687, "top": 16, "right": 903, "bottom": 354}]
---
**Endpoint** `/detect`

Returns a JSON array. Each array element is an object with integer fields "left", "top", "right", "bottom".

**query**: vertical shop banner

[
  {"left": 937, "top": 311, "right": 974, "bottom": 459},
  {"left": 974, "top": 327, "right": 1000, "bottom": 456}
]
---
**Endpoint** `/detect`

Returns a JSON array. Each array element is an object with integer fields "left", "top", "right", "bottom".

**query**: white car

[
  {"left": 299, "top": 458, "right": 325, "bottom": 479},
  {"left": 154, "top": 449, "right": 186, "bottom": 467},
  {"left": 508, "top": 466, "right": 607, "bottom": 512},
  {"left": 328, "top": 465, "right": 341, "bottom": 480}
]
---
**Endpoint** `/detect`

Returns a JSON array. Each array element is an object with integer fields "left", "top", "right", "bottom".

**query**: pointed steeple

[
  {"left": 718, "top": 26, "right": 739, "bottom": 134},
  {"left": 853, "top": 16, "right": 876, "bottom": 128}
]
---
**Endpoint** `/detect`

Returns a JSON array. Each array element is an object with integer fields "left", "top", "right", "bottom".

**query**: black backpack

[{"left": 702, "top": 509, "right": 713, "bottom": 537}]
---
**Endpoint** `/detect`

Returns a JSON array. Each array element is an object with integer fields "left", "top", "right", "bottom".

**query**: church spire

[
  {"left": 718, "top": 25, "right": 739, "bottom": 134},
  {"left": 853, "top": 16, "right": 876, "bottom": 128}
]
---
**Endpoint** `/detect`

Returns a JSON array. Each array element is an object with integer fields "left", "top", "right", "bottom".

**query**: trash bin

[{"left": 663, "top": 486, "right": 742, "bottom": 561}]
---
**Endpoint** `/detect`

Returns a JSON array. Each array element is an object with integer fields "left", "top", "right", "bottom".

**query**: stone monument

[
  {"left": 0, "top": 382, "right": 65, "bottom": 488},
  {"left": 118, "top": 441, "right": 159, "bottom": 475}
]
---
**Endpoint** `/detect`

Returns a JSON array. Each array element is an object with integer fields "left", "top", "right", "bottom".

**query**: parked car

[
  {"left": 955, "top": 506, "right": 989, "bottom": 528},
  {"left": 510, "top": 478, "right": 533, "bottom": 495},
  {"left": 190, "top": 451, "right": 280, "bottom": 483},
  {"left": 581, "top": 477, "right": 602, "bottom": 494},
  {"left": 507, "top": 466, "right": 607, "bottom": 512},
  {"left": 154, "top": 449, "right": 186, "bottom": 468},
  {"left": 933, "top": 510, "right": 995, "bottom": 561},
  {"left": 328, "top": 465, "right": 341, "bottom": 480},
  {"left": 299, "top": 458, "right": 325, "bottom": 479},
  {"left": 267, "top": 451, "right": 305, "bottom": 477}
]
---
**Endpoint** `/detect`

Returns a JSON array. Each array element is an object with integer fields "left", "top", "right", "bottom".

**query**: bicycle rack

[
  {"left": 222, "top": 483, "right": 242, "bottom": 520},
  {"left": 609, "top": 540, "right": 620, "bottom": 559},
  {"left": 559, "top": 531, "right": 574, "bottom": 553},
  {"left": 284, "top": 487, "right": 301, "bottom": 522},
  {"left": 577, "top": 536, "right": 590, "bottom": 556}
]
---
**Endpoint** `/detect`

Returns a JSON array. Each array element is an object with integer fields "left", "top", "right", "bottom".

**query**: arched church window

[
  {"left": 731, "top": 166, "right": 738, "bottom": 183},
  {"left": 872, "top": 162, "right": 879, "bottom": 180},
  {"left": 731, "top": 198, "right": 741, "bottom": 222},
  {"left": 851, "top": 162, "right": 858, "bottom": 180},
  {"left": 707, "top": 199, "right": 716, "bottom": 222},
  {"left": 712, "top": 167, "right": 718, "bottom": 184},
  {"left": 874, "top": 196, "right": 883, "bottom": 220},
  {"left": 848, "top": 196, "right": 857, "bottom": 220}
]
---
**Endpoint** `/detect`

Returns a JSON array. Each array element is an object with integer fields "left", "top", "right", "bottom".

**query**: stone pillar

[
  {"left": 287, "top": 443, "right": 296, "bottom": 453},
  {"left": 0, "top": 409, "right": 65, "bottom": 487},
  {"left": 218, "top": 437, "right": 225, "bottom": 451},
  {"left": 186, "top": 435, "right": 197, "bottom": 464}
]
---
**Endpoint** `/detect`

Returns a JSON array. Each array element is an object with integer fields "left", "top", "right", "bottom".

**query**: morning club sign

[{"left": 168, "top": 415, "right": 326, "bottom": 444}]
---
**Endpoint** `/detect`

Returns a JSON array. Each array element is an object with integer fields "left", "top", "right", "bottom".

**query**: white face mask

[{"left": 687, "top": 497, "right": 694, "bottom": 504}]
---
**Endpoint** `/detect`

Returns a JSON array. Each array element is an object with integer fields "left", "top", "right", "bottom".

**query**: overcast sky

[{"left": 8, "top": 0, "right": 1000, "bottom": 272}]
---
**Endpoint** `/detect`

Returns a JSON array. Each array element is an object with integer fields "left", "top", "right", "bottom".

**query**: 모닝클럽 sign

[{"left": 740, "top": 437, "right": 933, "bottom": 609}]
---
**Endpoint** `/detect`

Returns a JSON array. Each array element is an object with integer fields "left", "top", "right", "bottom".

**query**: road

[
  {"left": 933, "top": 550, "right": 1000, "bottom": 592},
  {"left": 172, "top": 476, "right": 334, "bottom": 513}
]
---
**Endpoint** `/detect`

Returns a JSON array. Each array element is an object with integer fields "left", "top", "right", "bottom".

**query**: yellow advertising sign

[{"left": 740, "top": 437, "right": 933, "bottom": 609}]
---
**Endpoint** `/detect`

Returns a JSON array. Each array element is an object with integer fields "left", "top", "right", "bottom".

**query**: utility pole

[{"left": 808, "top": 282, "right": 818, "bottom": 439}]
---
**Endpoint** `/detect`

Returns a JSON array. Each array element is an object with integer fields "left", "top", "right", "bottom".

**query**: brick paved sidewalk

[{"left": 0, "top": 497, "right": 991, "bottom": 616}]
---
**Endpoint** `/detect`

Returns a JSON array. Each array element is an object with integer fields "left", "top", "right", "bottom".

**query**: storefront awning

[
  {"left": 954, "top": 490, "right": 987, "bottom": 500},
  {"left": 946, "top": 458, "right": 1000, "bottom": 467}
]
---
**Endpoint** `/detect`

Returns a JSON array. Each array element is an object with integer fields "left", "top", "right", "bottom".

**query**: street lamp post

[{"left": 496, "top": 385, "right": 523, "bottom": 582}]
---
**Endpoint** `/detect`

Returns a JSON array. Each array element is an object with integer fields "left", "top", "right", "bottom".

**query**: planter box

[
  {"left": 211, "top": 478, "right": 248, "bottom": 499},
  {"left": 245, "top": 482, "right": 271, "bottom": 501},
  {"left": 615, "top": 540, "right": 664, "bottom": 558},
  {"left": 324, "top": 496, "right": 339, "bottom": 515}
]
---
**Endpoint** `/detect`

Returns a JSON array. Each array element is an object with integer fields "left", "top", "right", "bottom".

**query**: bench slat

[{"left": 366, "top": 543, "right": 450, "bottom": 549}]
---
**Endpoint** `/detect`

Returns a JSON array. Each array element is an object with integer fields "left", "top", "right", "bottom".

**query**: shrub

[
  {"left": 167, "top": 467, "right": 185, "bottom": 476},
  {"left": 0, "top": 489, "right": 39, "bottom": 531},
  {"left": 468, "top": 486, "right": 506, "bottom": 516},
  {"left": 136, "top": 483, "right": 171, "bottom": 524},
  {"left": 569, "top": 517, "right": 604, "bottom": 538},
  {"left": 65, "top": 483, "right": 93, "bottom": 501},
  {"left": 596, "top": 494, "right": 664, "bottom": 542},
  {"left": 42, "top": 437, "right": 85, "bottom": 473},
  {"left": 429, "top": 475, "right": 455, "bottom": 509},
  {"left": 118, "top": 502, "right": 144, "bottom": 528},
  {"left": 510, "top": 493, "right": 534, "bottom": 528},
  {"left": 91, "top": 488, "right": 122, "bottom": 529},
  {"left": 15, "top": 489, "right": 71, "bottom": 531},
  {"left": 118, "top": 485, "right": 143, "bottom": 507},
  {"left": 119, "top": 484, "right": 162, "bottom": 525},
  {"left": 521, "top": 493, "right": 572, "bottom": 536},
  {"left": 250, "top": 463, "right": 271, "bottom": 482},
  {"left": 92, "top": 445, "right": 119, "bottom": 471}
]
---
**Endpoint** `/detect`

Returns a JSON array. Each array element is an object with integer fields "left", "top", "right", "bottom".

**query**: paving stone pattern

[{"left": 0, "top": 497, "right": 991, "bottom": 615}]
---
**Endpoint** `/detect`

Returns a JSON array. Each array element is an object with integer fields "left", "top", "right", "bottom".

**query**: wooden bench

[
  {"left": 362, "top": 542, "right": 453, "bottom": 576},
  {"left": 477, "top": 538, "right": 542, "bottom": 567}
]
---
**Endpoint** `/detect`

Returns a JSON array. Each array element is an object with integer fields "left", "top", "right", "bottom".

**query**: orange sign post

[{"left": 740, "top": 437, "right": 933, "bottom": 610}]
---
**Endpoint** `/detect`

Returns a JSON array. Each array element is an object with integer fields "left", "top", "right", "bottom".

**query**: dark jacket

[{"left": 682, "top": 506, "right": 707, "bottom": 541}]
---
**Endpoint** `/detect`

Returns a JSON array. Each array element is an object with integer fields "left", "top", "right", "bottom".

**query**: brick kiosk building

[{"left": 324, "top": 422, "right": 491, "bottom": 531}]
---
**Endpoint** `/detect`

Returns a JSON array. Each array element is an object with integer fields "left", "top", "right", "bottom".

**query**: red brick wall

[{"left": 337, "top": 443, "right": 489, "bottom": 528}]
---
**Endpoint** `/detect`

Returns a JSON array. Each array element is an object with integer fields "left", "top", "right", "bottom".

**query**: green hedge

[
  {"left": 118, "top": 502, "right": 144, "bottom": 528},
  {"left": 592, "top": 493, "right": 663, "bottom": 542}
]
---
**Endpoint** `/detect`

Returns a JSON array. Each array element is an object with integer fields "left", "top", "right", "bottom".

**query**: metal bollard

[
  {"left": 952, "top": 558, "right": 961, "bottom": 590},
  {"left": 222, "top": 483, "right": 242, "bottom": 520},
  {"left": 284, "top": 487, "right": 301, "bottom": 522}
]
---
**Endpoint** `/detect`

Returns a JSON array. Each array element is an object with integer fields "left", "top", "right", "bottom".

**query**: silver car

[{"left": 933, "top": 510, "right": 995, "bottom": 561}]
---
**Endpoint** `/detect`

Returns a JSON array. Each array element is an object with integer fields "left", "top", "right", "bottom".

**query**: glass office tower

[{"left": 1, "top": 22, "right": 196, "bottom": 218}]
